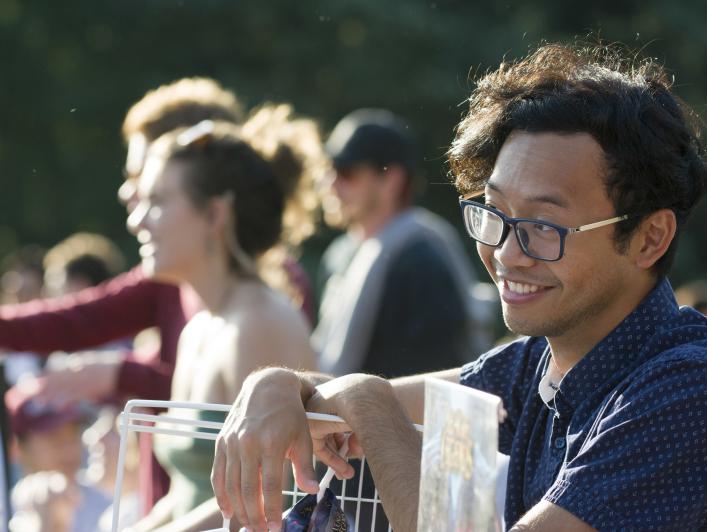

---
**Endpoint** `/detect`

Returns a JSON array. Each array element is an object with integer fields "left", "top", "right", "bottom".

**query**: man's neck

[
  {"left": 547, "top": 275, "right": 658, "bottom": 374},
  {"left": 353, "top": 205, "right": 408, "bottom": 240}
]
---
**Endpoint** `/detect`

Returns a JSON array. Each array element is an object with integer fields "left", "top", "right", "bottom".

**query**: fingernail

[
  {"left": 267, "top": 522, "right": 280, "bottom": 531},
  {"left": 307, "top": 479, "right": 320, "bottom": 491}
]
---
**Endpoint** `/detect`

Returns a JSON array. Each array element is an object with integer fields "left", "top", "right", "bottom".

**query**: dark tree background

[{"left": 1, "top": 0, "right": 705, "bottom": 286}]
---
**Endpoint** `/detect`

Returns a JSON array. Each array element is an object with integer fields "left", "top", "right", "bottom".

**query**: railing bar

[
  {"left": 123, "top": 399, "right": 232, "bottom": 412},
  {"left": 124, "top": 413, "right": 223, "bottom": 430},
  {"left": 119, "top": 425, "right": 219, "bottom": 440},
  {"left": 280, "top": 491, "right": 382, "bottom": 504},
  {"left": 355, "top": 457, "right": 366, "bottom": 531}
]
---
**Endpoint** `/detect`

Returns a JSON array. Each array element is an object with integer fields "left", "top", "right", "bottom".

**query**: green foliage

[{"left": 0, "top": 0, "right": 705, "bottom": 284}]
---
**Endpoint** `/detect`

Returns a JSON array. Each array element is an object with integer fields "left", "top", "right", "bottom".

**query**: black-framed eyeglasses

[{"left": 458, "top": 198, "right": 629, "bottom": 262}]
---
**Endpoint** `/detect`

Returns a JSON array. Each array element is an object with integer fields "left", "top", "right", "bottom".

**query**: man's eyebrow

[{"left": 485, "top": 181, "right": 569, "bottom": 209}]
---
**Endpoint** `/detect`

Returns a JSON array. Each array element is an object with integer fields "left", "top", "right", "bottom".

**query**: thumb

[{"left": 288, "top": 427, "right": 318, "bottom": 494}]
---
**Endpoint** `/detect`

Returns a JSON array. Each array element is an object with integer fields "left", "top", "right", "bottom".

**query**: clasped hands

[{"left": 210, "top": 368, "right": 392, "bottom": 531}]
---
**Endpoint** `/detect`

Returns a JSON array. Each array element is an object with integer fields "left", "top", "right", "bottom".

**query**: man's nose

[{"left": 494, "top": 226, "right": 535, "bottom": 268}]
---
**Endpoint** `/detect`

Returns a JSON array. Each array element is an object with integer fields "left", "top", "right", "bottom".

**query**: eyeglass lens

[{"left": 464, "top": 204, "right": 561, "bottom": 260}]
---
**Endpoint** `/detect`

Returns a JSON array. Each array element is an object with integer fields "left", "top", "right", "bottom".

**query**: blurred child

[{"left": 5, "top": 384, "right": 110, "bottom": 532}]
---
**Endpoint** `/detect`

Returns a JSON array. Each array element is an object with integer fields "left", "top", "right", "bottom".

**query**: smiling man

[{"left": 211, "top": 43, "right": 707, "bottom": 532}]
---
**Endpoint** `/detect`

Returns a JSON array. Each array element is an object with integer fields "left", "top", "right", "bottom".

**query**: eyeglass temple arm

[{"left": 568, "top": 214, "right": 629, "bottom": 234}]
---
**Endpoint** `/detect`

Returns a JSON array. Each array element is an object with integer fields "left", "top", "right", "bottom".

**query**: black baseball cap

[{"left": 325, "top": 109, "right": 417, "bottom": 175}]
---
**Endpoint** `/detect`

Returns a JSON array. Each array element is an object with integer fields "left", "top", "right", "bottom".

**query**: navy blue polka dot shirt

[{"left": 460, "top": 278, "right": 707, "bottom": 531}]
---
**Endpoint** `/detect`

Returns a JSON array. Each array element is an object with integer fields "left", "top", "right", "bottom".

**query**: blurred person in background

[
  {"left": 675, "top": 279, "right": 707, "bottom": 315},
  {"left": 313, "top": 108, "right": 482, "bottom": 378},
  {"left": 82, "top": 407, "right": 141, "bottom": 531},
  {"left": 0, "top": 77, "right": 244, "bottom": 513},
  {"left": 0, "top": 246, "right": 46, "bottom": 306},
  {"left": 0, "top": 78, "right": 321, "bottom": 518},
  {"left": 43, "top": 232, "right": 126, "bottom": 298},
  {"left": 42, "top": 232, "right": 132, "bottom": 360},
  {"left": 124, "top": 115, "right": 319, "bottom": 531},
  {"left": 5, "top": 385, "right": 110, "bottom": 532},
  {"left": 0, "top": 246, "right": 48, "bottom": 387}
]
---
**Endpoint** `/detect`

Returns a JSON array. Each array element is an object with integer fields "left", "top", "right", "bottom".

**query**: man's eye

[{"left": 533, "top": 223, "right": 555, "bottom": 232}]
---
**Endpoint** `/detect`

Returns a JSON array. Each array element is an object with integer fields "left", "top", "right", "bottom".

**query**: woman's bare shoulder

[{"left": 220, "top": 283, "right": 316, "bottom": 369}]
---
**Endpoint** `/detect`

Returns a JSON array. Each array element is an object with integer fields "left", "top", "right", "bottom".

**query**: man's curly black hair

[{"left": 449, "top": 43, "right": 707, "bottom": 277}]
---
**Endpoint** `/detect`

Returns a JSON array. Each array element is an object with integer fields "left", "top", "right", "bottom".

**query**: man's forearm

[
  {"left": 295, "top": 369, "right": 334, "bottom": 403},
  {"left": 390, "top": 367, "right": 462, "bottom": 424},
  {"left": 344, "top": 377, "right": 422, "bottom": 532}
]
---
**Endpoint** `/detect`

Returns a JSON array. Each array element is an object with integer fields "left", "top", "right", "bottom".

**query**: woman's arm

[
  {"left": 125, "top": 491, "right": 176, "bottom": 532},
  {"left": 0, "top": 267, "right": 167, "bottom": 354},
  {"left": 151, "top": 497, "right": 241, "bottom": 532}
]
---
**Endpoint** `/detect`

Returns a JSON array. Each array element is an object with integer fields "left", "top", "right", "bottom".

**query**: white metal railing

[{"left": 112, "top": 399, "right": 412, "bottom": 532}]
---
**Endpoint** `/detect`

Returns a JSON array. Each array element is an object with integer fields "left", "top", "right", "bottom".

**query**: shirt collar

[
  {"left": 537, "top": 277, "right": 678, "bottom": 413},
  {"left": 538, "top": 354, "right": 564, "bottom": 408}
]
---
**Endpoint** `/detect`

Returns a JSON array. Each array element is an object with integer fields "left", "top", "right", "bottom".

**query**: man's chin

[
  {"left": 504, "top": 313, "right": 570, "bottom": 339},
  {"left": 504, "top": 311, "right": 551, "bottom": 338}
]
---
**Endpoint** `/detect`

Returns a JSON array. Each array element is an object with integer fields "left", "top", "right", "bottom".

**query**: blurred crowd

[
  {"left": 0, "top": 77, "right": 503, "bottom": 531},
  {"left": 3, "top": 76, "right": 703, "bottom": 532}
]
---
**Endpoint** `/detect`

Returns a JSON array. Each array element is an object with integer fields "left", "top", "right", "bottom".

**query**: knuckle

[
  {"left": 261, "top": 476, "right": 280, "bottom": 494},
  {"left": 213, "top": 493, "right": 229, "bottom": 512},
  {"left": 234, "top": 509, "right": 249, "bottom": 529},
  {"left": 209, "top": 469, "right": 222, "bottom": 490},
  {"left": 260, "top": 433, "right": 280, "bottom": 455},
  {"left": 224, "top": 477, "right": 238, "bottom": 498},
  {"left": 236, "top": 429, "right": 257, "bottom": 449},
  {"left": 225, "top": 431, "right": 240, "bottom": 447},
  {"left": 240, "top": 482, "right": 258, "bottom": 498}
]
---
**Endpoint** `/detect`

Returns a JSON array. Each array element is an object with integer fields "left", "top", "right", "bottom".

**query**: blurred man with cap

[{"left": 312, "top": 108, "right": 481, "bottom": 377}]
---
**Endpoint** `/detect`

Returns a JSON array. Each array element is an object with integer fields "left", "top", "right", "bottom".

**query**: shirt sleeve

[
  {"left": 460, "top": 336, "right": 547, "bottom": 455},
  {"left": 0, "top": 267, "right": 166, "bottom": 354},
  {"left": 543, "top": 351, "right": 707, "bottom": 531},
  {"left": 116, "top": 349, "right": 174, "bottom": 400}
]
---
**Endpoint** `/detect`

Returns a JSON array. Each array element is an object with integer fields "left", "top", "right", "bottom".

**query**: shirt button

[{"left": 554, "top": 437, "right": 566, "bottom": 450}]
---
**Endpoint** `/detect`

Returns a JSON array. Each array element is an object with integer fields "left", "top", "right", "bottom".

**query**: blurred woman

[{"left": 126, "top": 111, "right": 321, "bottom": 530}]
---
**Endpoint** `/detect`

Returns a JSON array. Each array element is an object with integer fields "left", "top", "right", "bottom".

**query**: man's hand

[
  {"left": 305, "top": 374, "right": 387, "bottom": 470},
  {"left": 211, "top": 368, "right": 326, "bottom": 531},
  {"left": 307, "top": 373, "right": 422, "bottom": 531}
]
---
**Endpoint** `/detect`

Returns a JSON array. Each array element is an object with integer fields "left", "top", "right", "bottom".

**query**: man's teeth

[{"left": 506, "top": 280, "right": 540, "bottom": 294}]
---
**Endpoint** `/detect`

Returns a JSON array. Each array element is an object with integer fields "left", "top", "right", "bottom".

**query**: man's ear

[
  {"left": 632, "top": 209, "right": 677, "bottom": 270},
  {"left": 382, "top": 164, "right": 407, "bottom": 200}
]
